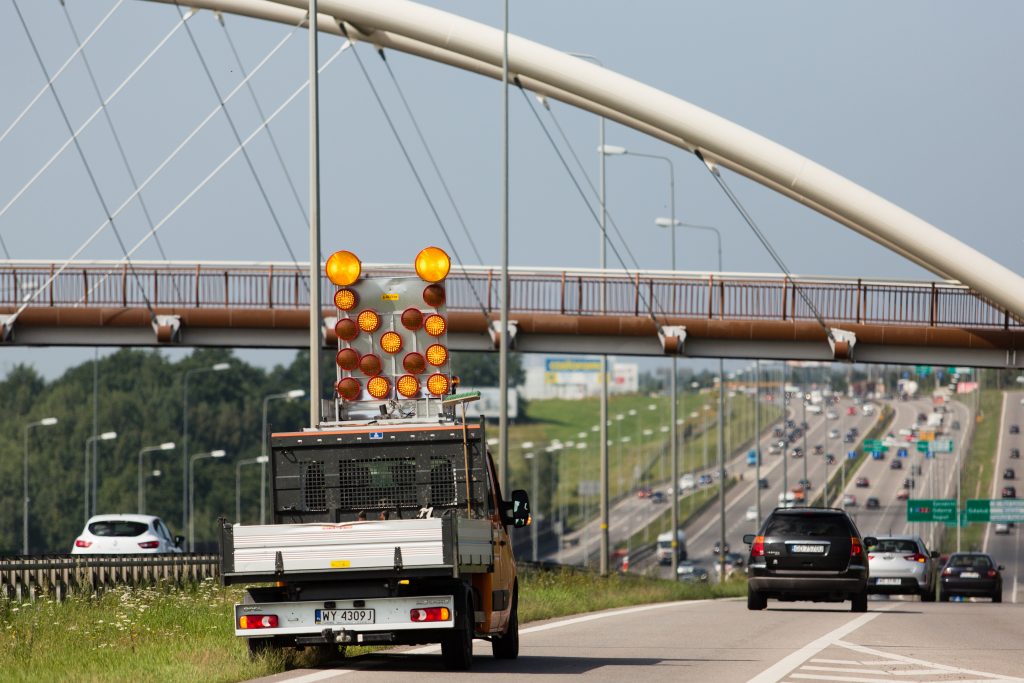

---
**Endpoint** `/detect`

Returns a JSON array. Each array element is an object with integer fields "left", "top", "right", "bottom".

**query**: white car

[
  {"left": 72, "top": 514, "right": 183, "bottom": 554},
  {"left": 678, "top": 473, "right": 696, "bottom": 491},
  {"left": 828, "top": 429, "right": 840, "bottom": 439},
  {"left": 826, "top": 411, "right": 839, "bottom": 420},
  {"left": 745, "top": 505, "right": 758, "bottom": 521}
]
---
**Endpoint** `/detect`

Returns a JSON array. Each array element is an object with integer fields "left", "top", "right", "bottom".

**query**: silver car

[{"left": 866, "top": 535, "right": 939, "bottom": 600}]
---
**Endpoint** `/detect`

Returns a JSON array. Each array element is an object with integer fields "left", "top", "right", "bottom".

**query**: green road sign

[
  {"left": 944, "top": 510, "right": 970, "bottom": 528},
  {"left": 863, "top": 439, "right": 888, "bottom": 452},
  {"left": 907, "top": 499, "right": 957, "bottom": 522},
  {"left": 966, "top": 499, "right": 1024, "bottom": 523},
  {"left": 916, "top": 440, "right": 931, "bottom": 453},
  {"left": 933, "top": 438, "right": 954, "bottom": 453},
  {"left": 915, "top": 365, "right": 932, "bottom": 376}
]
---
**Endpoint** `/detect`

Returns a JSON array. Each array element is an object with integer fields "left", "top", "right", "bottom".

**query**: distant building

[{"left": 522, "top": 356, "right": 639, "bottom": 400}]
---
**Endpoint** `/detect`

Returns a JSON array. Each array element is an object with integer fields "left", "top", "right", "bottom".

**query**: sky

[{"left": 0, "top": 1, "right": 1022, "bottom": 379}]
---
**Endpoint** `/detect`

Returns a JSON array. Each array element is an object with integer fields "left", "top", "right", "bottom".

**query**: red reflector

[
  {"left": 239, "top": 614, "right": 279, "bottom": 629},
  {"left": 409, "top": 606, "right": 451, "bottom": 623},
  {"left": 74, "top": 539, "right": 91, "bottom": 548},
  {"left": 138, "top": 541, "right": 160, "bottom": 549},
  {"left": 751, "top": 535, "right": 765, "bottom": 558}
]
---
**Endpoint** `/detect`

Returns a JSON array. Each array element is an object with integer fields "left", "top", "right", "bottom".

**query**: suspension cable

[
  {"left": 340, "top": 27, "right": 492, "bottom": 324},
  {"left": 171, "top": 1, "right": 300, "bottom": 268},
  {"left": 216, "top": 11, "right": 308, "bottom": 226},
  {"left": 0, "top": 0, "right": 124, "bottom": 148},
  {"left": 58, "top": 0, "right": 170, "bottom": 261},
  {"left": 11, "top": 0, "right": 157, "bottom": 325},
  {"left": 80, "top": 41, "right": 353, "bottom": 304},
  {"left": 376, "top": 49, "right": 484, "bottom": 265},
  {"left": 517, "top": 82, "right": 670, "bottom": 326},
  {"left": 697, "top": 150, "right": 835, "bottom": 342}
]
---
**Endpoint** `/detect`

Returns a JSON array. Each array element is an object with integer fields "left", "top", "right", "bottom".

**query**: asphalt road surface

[
  {"left": 251, "top": 599, "right": 1024, "bottom": 682},
  {"left": 984, "top": 392, "right": 1024, "bottom": 603}
]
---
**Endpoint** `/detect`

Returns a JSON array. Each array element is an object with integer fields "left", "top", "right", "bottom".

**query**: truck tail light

[
  {"left": 410, "top": 607, "right": 450, "bottom": 623},
  {"left": 850, "top": 537, "right": 863, "bottom": 558},
  {"left": 239, "top": 614, "right": 279, "bottom": 629},
  {"left": 74, "top": 539, "right": 92, "bottom": 548},
  {"left": 751, "top": 535, "right": 765, "bottom": 558},
  {"left": 138, "top": 541, "right": 160, "bottom": 549}
]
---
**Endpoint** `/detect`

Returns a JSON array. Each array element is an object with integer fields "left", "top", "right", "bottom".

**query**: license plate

[
  {"left": 792, "top": 544, "right": 825, "bottom": 553},
  {"left": 960, "top": 572, "right": 979, "bottom": 579},
  {"left": 315, "top": 609, "right": 375, "bottom": 625},
  {"left": 877, "top": 578, "right": 901, "bottom": 585}
]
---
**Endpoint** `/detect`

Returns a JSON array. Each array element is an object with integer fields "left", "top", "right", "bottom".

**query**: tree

[{"left": 450, "top": 351, "right": 524, "bottom": 388}]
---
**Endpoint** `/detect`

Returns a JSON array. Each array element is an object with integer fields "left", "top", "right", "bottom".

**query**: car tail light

[
  {"left": 850, "top": 537, "right": 863, "bottom": 558},
  {"left": 987, "top": 569, "right": 998, "bottom": 578},
  {"left": 74, "top": 539, "right": 92, "bottom": 548},
  {"left": 138, "top": 541, "right": 160, "bottom": 549},
  {"left": 410, "top": 607, "right": 451, "bottom": 622},
  {"left": 867, "top": 554, "right": 875, "bottom": 560},
  {"left": 904, "top": 553, "right": 927, "bottom": 563},
  {"left": 751, "top": 535, "right": 765, "bottom": 558},
  {"left": 238, "top": 615, "right": 279, "bottom": 629},
  {"left": 942, "top": 567, "right": 953, "bottom": 576}
]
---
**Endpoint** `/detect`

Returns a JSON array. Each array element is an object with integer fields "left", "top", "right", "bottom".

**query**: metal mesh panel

[
  {"left": 429, "top": 456, "right": 457, "bottom": 507},
  {"left": 300, "top": 461, "right": 327, "bottom": 512},
  {"left": 338, "top": 457, "right": 418, "bottom": 510}
]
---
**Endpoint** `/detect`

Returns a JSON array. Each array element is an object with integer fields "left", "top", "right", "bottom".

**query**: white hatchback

[{"left": 72, "top": 514, "right": 184, "bottom": 554}]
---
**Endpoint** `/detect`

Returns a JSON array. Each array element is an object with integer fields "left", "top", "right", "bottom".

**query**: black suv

[{"left": 744, "top": 508, "right": 875, "bottom": 612}]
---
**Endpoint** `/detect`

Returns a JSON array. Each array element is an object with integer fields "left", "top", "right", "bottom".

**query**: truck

[
  {"left": 219, "top": 247, "right": 530, "bottom": 670},
  {"left": 656, "top": 529, "right": 688, "bottom": 564}
]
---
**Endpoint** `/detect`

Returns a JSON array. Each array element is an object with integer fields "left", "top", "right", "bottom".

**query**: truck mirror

[{"left": 508, "top": 489, "right": 531, "bottom": 528}]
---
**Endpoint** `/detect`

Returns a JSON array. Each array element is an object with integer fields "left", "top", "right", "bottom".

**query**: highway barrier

[{"left": 0, "top": 554, "right": 219, "bottom": 601}]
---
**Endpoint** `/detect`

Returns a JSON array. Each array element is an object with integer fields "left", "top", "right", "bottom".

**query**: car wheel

[
  {"left": 441, "top": 593, "right": 474, "bottom": 670},
  {"left": 993, "top": 590, "right": 1003, "bottom": 603},
  {"left": 920, "top": 586, "right": 935, "bottom": 602},
  {"left": 939, "top": 591, "right": 950, "bottom": 602},
  {"left": 747, "top": 588, "right": 767, "bottom": 611},
  {"left": 850, "top": 592, "right": 868, "bottom": 613},
  {"left": 492, "top": 586, "right": 519, "bottom": 660}
]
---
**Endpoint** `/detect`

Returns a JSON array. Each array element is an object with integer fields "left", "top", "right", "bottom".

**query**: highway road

[
  {"left": 640, "top": 398, "right": 879, "bottom": 580},
  {"left": 984, "top": 392, "right": 1024, "bottom": 603},
  {"left": 252, "top": 600, "right": 1024, "bottom": 682}
]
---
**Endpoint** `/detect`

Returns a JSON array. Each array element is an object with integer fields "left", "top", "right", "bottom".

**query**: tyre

[
  {"left": 920, "top": 586, "right": 935, "bottom": 602},
  {"left": 850, "top": 592, "right": 868, "bottom": 613},
  {"left": 747, "top": 587, "right": 767, "bottom": 611},
  {"left": 993, "top": 590, "right": 1003, "bottom": 603},
  {"left": 441, "top": 593, "right": 474, "bottom": 670},
  {"left": 939, "top": 591, "right": 950, "bottom": 602},
  {"left": 492, "top": 587, "right": 519, "bottom": 659}
]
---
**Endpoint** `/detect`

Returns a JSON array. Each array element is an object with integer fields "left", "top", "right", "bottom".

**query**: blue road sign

[
  {"left": 898, "top": 447, "right": 909, "bottom": 458},
  {"left": 847, "top": 450, "right": 857, "bottom": 460}
]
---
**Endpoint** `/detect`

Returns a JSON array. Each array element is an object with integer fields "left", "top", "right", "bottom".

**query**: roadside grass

[
  {"left": 1, "top": 571, "right": 743, "bottom": 682},
  {"left": 942, "top": 391, "right": 1002, "bottom": 553}
]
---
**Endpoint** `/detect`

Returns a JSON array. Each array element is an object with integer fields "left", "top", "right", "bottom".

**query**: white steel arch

[{"left": 141, "top": 0, "right": 1024, "bottom": 318}]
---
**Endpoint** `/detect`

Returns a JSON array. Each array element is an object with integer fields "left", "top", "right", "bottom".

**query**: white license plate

[
  {"left": 792, "top": 544, "right": 825, "bottom": 553},
  {"left": 877, "top": 578, "right": 902, "bottom": 585},
  {"left": 315, "top": 609, "right": 375, "bottom": 625},
  {"left": 960, "top": 572, "right": 980, "bottom": 579}
]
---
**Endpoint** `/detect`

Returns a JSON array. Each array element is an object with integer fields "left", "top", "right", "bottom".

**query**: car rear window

[
  {"left": 88, "top": 521, "right": 149, "bottom": 537},
  {"left": 949, "top": 555, "right": 992, "bottom": 569},
  {"left": 869, "top": 539, "right": 918, "bottom": 553},
  {"left": 766, "top": 514, "right": 851, "bottom": 538}
]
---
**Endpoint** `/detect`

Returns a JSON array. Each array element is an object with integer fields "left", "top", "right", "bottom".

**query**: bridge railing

[{"left": 0, "top": 262, "right": 1017, "bottom": 329}]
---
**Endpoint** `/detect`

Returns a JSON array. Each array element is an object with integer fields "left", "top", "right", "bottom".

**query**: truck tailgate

[{"left": 226, "top": 517, "right": 493, "bottom": 577}]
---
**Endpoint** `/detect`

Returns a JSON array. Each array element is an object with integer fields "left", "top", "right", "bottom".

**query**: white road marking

[
  {"left": 746, "top": 606, "right": 892, "bottom": 683},
  {"left": 788, "top": 674, "right": 902, "bottom": 682},
  {"left": 799, "top": 665, "right": 888, "bottom": 674},
  {"left": 274, "top": 598, "right": 720, "bottom": 682},
  {"left": 834, "top": 639, "right": 1021, "bottom": 681}
]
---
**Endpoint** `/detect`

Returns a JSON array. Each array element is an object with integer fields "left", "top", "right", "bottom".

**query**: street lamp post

[
  {"left": 755, "top": 360, "right": 762, "bottom": 529},
  {"left": 236, "top": 455, "right": 269, "bottom": 524},
  {"left": 23, "top": 417, "right": 57, "bottom": 554},
  {"left": 138, "top": 442, "right": 175, "bottom": 514},
  {"left": 189, "top": 449, "right": 226, "bottom": 551},
  {"left": 86, "top": 431, "right": 118, "bottom": 519},
  {"left": 262, "top": 389, "right": 306, "bottom": 524},
  {"left": 182, "top": 362, "right": 230, "bottom": 533}
]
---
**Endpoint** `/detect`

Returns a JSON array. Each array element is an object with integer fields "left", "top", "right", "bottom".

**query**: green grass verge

[
  {"left": 942, "top": 391, "right": 1002, "bottom": 553},
  {"left": 0, "top": 571, "right": 744, "bottom": 682}
]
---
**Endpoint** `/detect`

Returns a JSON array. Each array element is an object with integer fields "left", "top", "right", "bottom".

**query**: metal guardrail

[
  {"left": 0, "top": 553, "right": 219, "bottom": 601},
  {"left": 0, "top": 262, "right": 1018, "bottom": 330}
]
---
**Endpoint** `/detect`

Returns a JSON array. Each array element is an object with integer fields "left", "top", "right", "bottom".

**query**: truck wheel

[
  {"left": 492, "top": 587, "right": 519, "bottom": 659},
  {"left": 850, "top": 592, "right": 868, "bottom": 613},
  {"left": 746, "top": 588, "right": 767, "bottom": 611},
  {"left": 441, "top": 595, "right": 474, "bottom": 670}
]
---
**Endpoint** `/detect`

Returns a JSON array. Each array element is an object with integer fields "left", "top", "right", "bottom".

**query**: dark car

[
  {"left": 712, "top": 540, "right": 730, "bottom": 555},
  {"left": 890, "top": 459, "right": 903, "bottom": 470},
  {"left": 903, "top": 478, "right": 916, "bottom": 489},
  {"left": 939, "top": 553, "right": 1003, "bottom": 602},
  {"left": 1011, "top": 424, "right": 1020, "bottom": 435},
  {"left": 744, "top": 508, "right": 875, "bottom": 612},
  {"left": 1004, "top": 468, "right": 1016, "bottom": 480},
  {"left": 1001, "top": 486, "right": 1016, "bottom": 499},
  {"left": 866, "top": 497, "right": 880, "bottom": 509},
  {"left": 758, "top": 477, "right": 769, "bottom": 489},
  {"left": 812, "top": 444, "right": 824, "bottom": 455},
  {"left": 952, "top": 420, "right": 961, "bottom": 431},
  {"left": 1011, "top": 448, "right": 1021, "bottom": 460},
  {"left": 791, "top": 447, "right": 804, "bottom": 458},
  {"left": 650, "top": 491, "right": 666, "bottom": 504}
]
